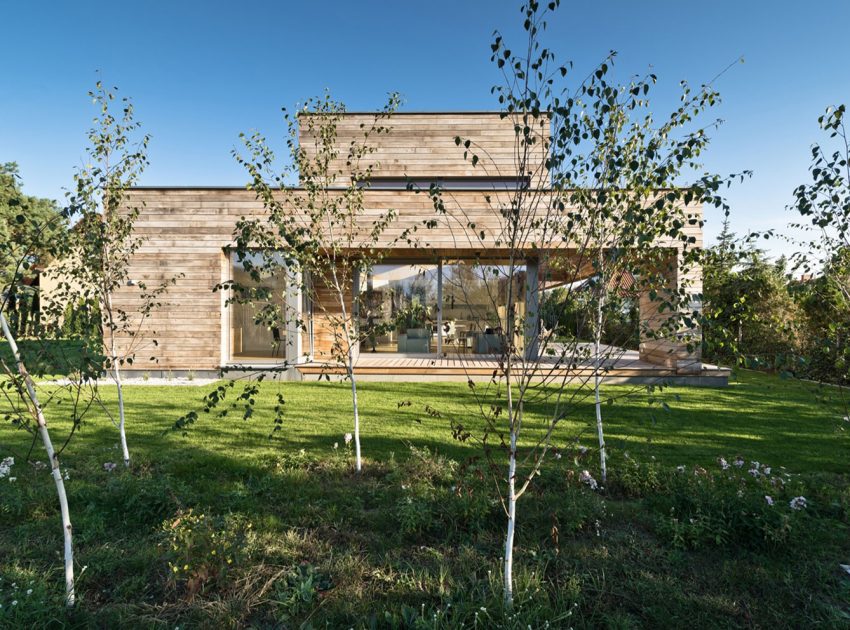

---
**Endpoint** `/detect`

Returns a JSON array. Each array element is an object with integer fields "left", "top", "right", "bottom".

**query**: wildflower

[
  {"left": 577, "top": 445, "right": 589, "bottom": 455},
  {"left": 12, "top": 600, "right": 17, "bottom": 606},
  {"left": 63, "top": 470, "right": 70, "bottom": 480},
  {"left": 763, "top": 466, "right": 771, "bottom": 475},
  {"left": 333, "top": 442, "right": 338, "bottom": 450},
  {"left": 344, "top": 433, "right": 353, "bottom": 445},
  {"left": 764, "top": 495, "right": 774, "bottom": 506},
  {"left": 734, "top": 456, "right": 745, "bottom": 468},
  {"left": 718, "top": 457, "right": 730, "bottom": 470},
  {"left": 26, "top": 589, "right": 32, "bottom": 596},
  {"left": 0, "top": 456, "right": 15, "bottom": 475},
  {"left": 103, "top": 462, "right": 117, "bottom": 472},
  {"left": 579, "top": 470, "right": 598, "bottom": 490},
  {"left": 693, "top": 466, "right": 708, "bottom": 476},
  {"left": 789, "top": 496, "right": 808, "bottom": 510},
  {"left": 751, "top": 460, "right": 760, "bottom": 470},
  {"left": 8, "top": 477, "right": 16, "bottom": 482},
  {"left": 554, "top": 452, "right": 562, "bottom": 460},
  {"left": 676, "top": 465, "right": 685, "bottom": 473},
  {"left": 748, "top": 468, "right": 760, "bottom": 477}
]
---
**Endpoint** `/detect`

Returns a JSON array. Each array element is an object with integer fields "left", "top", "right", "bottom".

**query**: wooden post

[
  {"left": 437, "top": 259, "right": 443, "bottom": 355},
  {"left": 524, "top": 258, "right": 539, "bottom": 361}
]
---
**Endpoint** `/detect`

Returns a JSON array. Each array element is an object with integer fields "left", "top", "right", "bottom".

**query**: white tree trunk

[
  {"left": 594, "top": 290, "right": 607, "bottom": 484},
  {"left": 114, "top": 361, "right": 130, "bottom": 467},
  {"left": 0, "top": 312, "right": 75, "bottom": 606},
  {"left": 347, "top": 345, "right": 362, "bottom": 473},
  {"left": 105, "top": 293, "right": 130, "bottom": 467},
  {"left": 503, "top": 430, "right": 517, "bottom": 607}
]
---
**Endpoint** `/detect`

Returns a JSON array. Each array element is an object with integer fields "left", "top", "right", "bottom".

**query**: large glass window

[
  {"left": 442, "top": 261, "right": 527, "bottom": 355},
  {"left": 230, "top": 252, "right": 289, "bottom": 361},
  {"left": 358, "top": 264, "right": 439, "bottom": 353}
]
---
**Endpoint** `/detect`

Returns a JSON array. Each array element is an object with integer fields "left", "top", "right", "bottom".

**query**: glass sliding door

[
  {"left": 441, "top": 260, "right": 527, "bottom": 355},
  {"left": 230, "top": 251, "right": 289, "bottom": 362},
  {"left": 358, "top": 264, "right": 439, "bottom": 353}
]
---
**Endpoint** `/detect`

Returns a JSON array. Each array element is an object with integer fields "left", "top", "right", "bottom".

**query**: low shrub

[{"left": 160, "top": 509, "right": 253, "bottom": 598}]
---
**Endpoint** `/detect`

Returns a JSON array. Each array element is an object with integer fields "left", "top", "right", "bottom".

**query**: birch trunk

[
  {"left": 0, "top": 311, "right": 75, "bottom": 606},
  {"left": 502, "top": 378, "right": 519, "bottom": 607},
  {"left": 503, "top": 429, "right": 517, "bottom": 607},
  {"left": 105, "top": 293, "right": 130, "bottom": 467},
  {"left": 347, "top": 344, "right": 362, "bottom": 473},
  {"left": 594, "top": 288, "right": 607, "bottom": 484},
  {"left": 114, "top": 361, "right": 130, "bottom": 467}
]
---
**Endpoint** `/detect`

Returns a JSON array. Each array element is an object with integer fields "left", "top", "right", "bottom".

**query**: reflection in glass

[
  {"left": 359, "top": 264, "right": 439, "bottom": 353},
  {"left": 230, "top": 252, "right": 288, "bottom": 360},
  {"left": 441, "top": 261, "right": 527, "bottom": 355}
]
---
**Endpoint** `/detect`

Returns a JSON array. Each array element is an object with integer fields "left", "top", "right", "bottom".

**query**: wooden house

[{"left": 112, "top": 112, "right": 728, "bottom": 385}]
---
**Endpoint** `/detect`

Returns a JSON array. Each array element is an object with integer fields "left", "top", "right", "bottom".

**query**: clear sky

[{"left": 2, "top": 0, "right": 848, "bottom": 256}]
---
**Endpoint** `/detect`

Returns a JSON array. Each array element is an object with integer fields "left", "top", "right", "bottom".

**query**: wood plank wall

[{"left": 298, "top": 112, "right": 550, "bottom": 186}]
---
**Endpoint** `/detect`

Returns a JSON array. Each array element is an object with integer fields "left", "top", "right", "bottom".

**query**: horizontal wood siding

[{"left": 299, "top": 113, "right": 550, "bottom": 185}]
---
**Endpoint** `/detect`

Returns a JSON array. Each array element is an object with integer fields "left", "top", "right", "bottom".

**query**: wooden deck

[{"left": 294, "top": 348, "right": 730, "bottom": 385}]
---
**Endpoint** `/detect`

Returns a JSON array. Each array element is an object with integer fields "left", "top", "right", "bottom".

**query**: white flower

[
  {"left": 344, "top": 433, "right": 353, "bottom": 445},
  {"left": 579, "top": 470, "right": 598, "bottom": 490},
  {"left": 843, "top": 415, "right": 849, "bottom": 423},
  {"left": 718, "top": 457, "right": 730, "bottom": 470},
  {"left": 26, "top": 588, "right": 32, "bottom": 596},
  {"left": 789, "top": 496, "right": 808, "bottom": 510},
  {"left": 676, "top": 465, "right": 685, "bottom": 473},
  {"left": 577, "top": 445, "right": 589, "bottom": 455},
  {"left": 8, "top": 477, "right": 16, "bottom": 482},
  {"left": 554, "top": 452, "right": 562, "bottom": 459},
  {"left": 763, "top": 467, "right": 771, "bottom": 475},
  {"left": 748, "top": 468, "right": 760, "bottom": 477},
  {"left": 11, "top": 600, "right": 17, "bottom": 606},
  {"left": 103, "top": 462, "right": 117, "bottom": 472},
  {"left": 63, "top": 470, "right": 70, "bottom": 480},
  {"left": 764, "top": 495, "right": 774, "bottom": 506},
  {"left": 333, "top": 442, "right": 338, "bottom": 450},
  {"left": 0, "top": 456, "right": 14, "bottom": 479},
  {"left": 734, "top": 457, "right": 745, "bottom": 468}
]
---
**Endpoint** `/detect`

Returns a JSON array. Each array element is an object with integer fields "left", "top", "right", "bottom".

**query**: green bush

[{"left": 646, "top": 460, "right": 807, "bottom": 550}]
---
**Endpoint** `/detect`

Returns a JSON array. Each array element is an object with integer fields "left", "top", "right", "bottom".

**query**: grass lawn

[{"left": 0, "top": 370, "right": 848, "bottom": 627}]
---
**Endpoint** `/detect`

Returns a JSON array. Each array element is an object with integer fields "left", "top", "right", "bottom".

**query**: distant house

[{"left": 110, "top": 113, "right": 724, "bottom": 384}]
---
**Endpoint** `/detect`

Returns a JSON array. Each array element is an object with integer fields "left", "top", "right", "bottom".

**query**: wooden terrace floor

[{"left": 295, "top": 347, "right": 730, "bottom": 385}]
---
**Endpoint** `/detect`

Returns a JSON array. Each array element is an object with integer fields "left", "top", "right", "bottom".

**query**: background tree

[
  {"left": 702, "top": 244, "right": 801, "bottom": 369},
  {"left": 0, "top": 163, "right": 66, "bottom": 338}
]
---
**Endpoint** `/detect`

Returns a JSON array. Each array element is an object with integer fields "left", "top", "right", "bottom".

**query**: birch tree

[
  {"left": 0, "top": 173, "right": 76, "bottom": 607},
  {"left": 431, "top": 0, "right": 741, "bottom": 606},
  {"left": 44, "top": 82, "right": 175, "bottom": 468},
  {"left": 226, "top": 93, "right": 403, "bottom": 472}
]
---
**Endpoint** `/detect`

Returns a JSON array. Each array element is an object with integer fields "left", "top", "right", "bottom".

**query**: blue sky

[{"left": 2, "top": 0, "right": 848, "bottom": 256}]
